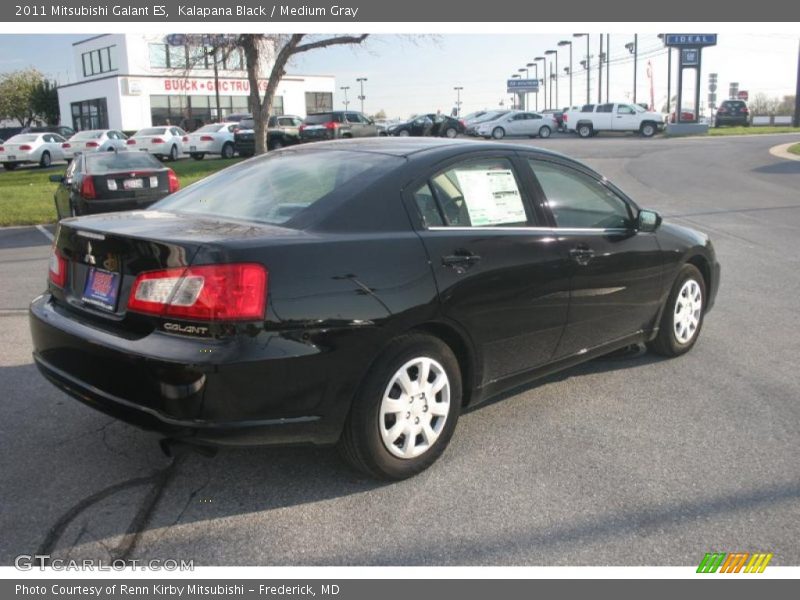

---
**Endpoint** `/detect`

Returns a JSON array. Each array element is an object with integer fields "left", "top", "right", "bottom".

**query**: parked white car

[
  {"left": 62, "top": 129, "right": 129, "bottom": 161},
  {"left": 126, "top": 126, "right": 186, "bottom": 161},
  {"left": 562, "top": 103, "right": 667, "bottom": 138},
  {"left": 0, "top": 133, "right": 66, "bottom": 170},
  {"left": 184, "top": 123, "right": 238, "bottom": 160},
  {"left": 475, "top": 111, "right": 557, "bottom": 139}
]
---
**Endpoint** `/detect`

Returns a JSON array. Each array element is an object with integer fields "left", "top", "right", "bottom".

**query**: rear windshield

[
  {"left": 6, "top": 134, "right": 39, "bottom": 143},
  {"left": 723, "top": 100, "right": 746, "bottom": 108},
  {"left": 238, "top": 119, "right": 255, "bottom": 129},
  {"left": 152, "top": 149, "right": 403, "bottom": 226},
  {"left": 86, "top": 152, "right": 162, "bottom": 173},
  {"left": 72, "top": 131, "right": 104, "bottom": 140},
  {"left": 304, "top": 113, "right": 340, "bottom": 125},
  {"left": 136, "top": 128, "right": 167, "bottom": 136},
  {"left": 195, "top": 124, "right": 225, "bottom": 133}
]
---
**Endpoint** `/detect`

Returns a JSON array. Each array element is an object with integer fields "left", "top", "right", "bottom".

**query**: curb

[{"left": 768, "top": 142, "right": 800, "bottom": 161}]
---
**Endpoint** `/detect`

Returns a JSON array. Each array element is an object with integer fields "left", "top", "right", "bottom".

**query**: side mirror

[
  {"left": 49, "top": 174, "right": 63, "bottom": 183},
  {"left": 638, "top": 209, "right": 662, "bottom": 232}
]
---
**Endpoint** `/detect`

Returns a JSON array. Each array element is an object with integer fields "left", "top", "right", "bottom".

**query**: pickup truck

[{"left": 563, "top": 103, "right": 666, "bottom": 138}]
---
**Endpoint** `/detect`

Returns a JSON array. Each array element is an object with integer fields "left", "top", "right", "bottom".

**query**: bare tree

[{"left": 239, "top": 34, "right": 369, "bottom": 154}]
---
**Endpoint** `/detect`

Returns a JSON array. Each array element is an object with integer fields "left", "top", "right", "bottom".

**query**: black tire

[
  {"left": 268, "top": 139, "right": 284, "bottom": 151},
  {"left": 397, "top": 130, "right": 410, "bottom": 137},
  {"left": 538, "top": 125, "right": 552, "bottom": 139},
  {"left": 169, "top": 145, "right": 178, "bottom": 161},
  {"left": 221, "top": 143, "right": 235, "bottom": 159},
  {"left": 39, "top": 151, "right": 51, "bottom": 168},
  {"left": 640, "top": 122, "right": 657, "bottom": 137},
  {"left": 238, "top": 151, "right": 254, "bottom": 158},
  {"left": 444, "top": 126, "right": 458, "bottom": 138},
  {"left": 338, "top": 333, "right": 462, "bottom": 480},
  {"left": 190, "top": 153, "right": 205, "bottom": 160},
  {"left": 577, "top": 124, "right": 593, "bottom": 138},
  {"left": 647, "top": 264, "right": 707, "bottom": 358},
  {"left": 491, "top": 127, "right": 505, "bottom": 140},
  {"left": 3, "top": 162, "right": 19, "bottom": 171}
]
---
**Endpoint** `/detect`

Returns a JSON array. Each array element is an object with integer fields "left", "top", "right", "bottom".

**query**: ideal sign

[
  {"left": 663, "top": 34, "right": 718, "bottom": 47},
  {"left": 507, "top": 79, "right": 540, "bottom": 93}
]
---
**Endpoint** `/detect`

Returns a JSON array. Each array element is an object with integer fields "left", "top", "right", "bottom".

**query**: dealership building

[{"left": 57, "top": 34, "right": 336, "bottom": 132}]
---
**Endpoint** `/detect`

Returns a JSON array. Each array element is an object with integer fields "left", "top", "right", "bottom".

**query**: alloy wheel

[{"left": 674, "top": 279, "right": 703, "bottom": 344}]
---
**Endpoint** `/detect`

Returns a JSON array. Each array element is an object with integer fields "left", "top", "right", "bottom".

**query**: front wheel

[
  {"left": 647, "top": 264, "right": 706, "bottom": 357},
  {"left": 492, "top": 127, "right": 505, "bottom": 140},
  {"left": 538, "top": 125, "right": 552, "bottom": 139},
  {"left": 640, "top": 122, "right": 657, "bottom": 137},
  {"left": 338, "top": 333, "right": 462, "bottom": 480},
  {"left": 397, "top": 129, "right": 410, "bottom": 137}
]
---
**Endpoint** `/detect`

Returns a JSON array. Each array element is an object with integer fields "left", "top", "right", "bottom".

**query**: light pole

[
  {"left": 518, "top": 68, "right": 529, "bottom": 110},
  {"left": 606, "top": 34, "right": 610, "bottom": 102},
  {"left": 626, "top": 35, "right": 638, "bottom": 103},
  {"left": 535, "top": 56, "right": 546, "bottom": 109},
  {"left": 558, "top": 40, "right": 573, "bottom": 107},
  {"left": 341, "top": 86, "right": 350, "bottom": 109},
  {"left": 510, "top": 74, "right": 521, "bottom": 109},
  {"left": 573, "top": 33, "right": 590, "bottom": 104},
  {"left": 356, "top": 77, "right": 367, "bottom": 113},
  {"left": 527, "top": 62, "right": 538, "bottom": 110},
  {"left": 546, "top": 49, "right": 558, "bottom": 109},
  {"left": 454, "top": 86, "right": 463, "bottom": 117},
  {"left": 598, "top": 36, "right": 604, "bottom": 104}
]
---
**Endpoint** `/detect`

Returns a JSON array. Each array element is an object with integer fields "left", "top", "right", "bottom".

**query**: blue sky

[{"left": 0, "top": 33, "right": 796, "bottom": 118}]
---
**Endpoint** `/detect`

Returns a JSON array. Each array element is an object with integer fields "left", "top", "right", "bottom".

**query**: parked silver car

[
  {"left": 62, "top": 129, "right": 129, "bottom": 161},
  {"left": 475, "top": 111, "right": 557, "bottom": 139}
]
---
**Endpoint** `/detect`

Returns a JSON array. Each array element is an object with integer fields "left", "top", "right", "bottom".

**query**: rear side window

[
  {"left": 413, "top": 183, "right": 445, "bottom": 227},
  {"left": 581, "top": 104, "right": 595, "bottom": 112},
  {"left": 529, "top": 160, "right": 633, "bottom": 229},
  {"left": 597, "top": 104, "right": 614, "bottom": 113},
  {"left": 419, "top": 158, "right": 531, "bottom": 228},
  {"left": 154, "top": 150, "right": 402, "bottom": 226}
]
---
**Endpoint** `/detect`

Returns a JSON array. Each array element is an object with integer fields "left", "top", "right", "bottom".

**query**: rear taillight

[
  {"left": 563, "top": 114, "right": 568, "bottom": 122},
  {"left": 718, "top": 107, "right": 727, "bottom": 114},
  {"left": 62, "top": 143, "right": 71, "bottom": 149},
  {"left": 126, "top": 139, "right": 136, "bottom": 145},
  {"left": 86, "top": 141, "right": 99, "bottom": 148},
  {"left": 298, "top": 125, "right": 306, "bottom": 132},
  {"left": 182, "top": 136, "right": 189, "bottom": 142},
  {"left": 127, "top": 263, "right": 267, "bottom": 321},
  {"left": 49, "top": 246, "right": 67, "bottom": 288},
  {"left": 0, "top": 146, "right": 4, "bottom": 152},
  {"left": 167, "top": 169, "right": 180, "bottom": 193},
  {"left": 741, "top": 107, "right": 749, "bottom": 114},
  {"left": 200, "top": 135, "right": 214, "bottom": 141},
  {"left": 152, "top": 137, "right": 165, "bottom": 144},
  {"left": 325, "top": 121, "right": 340, "bottom": 130},
  {"left": 19, "top": 145, "right": 32, "bottom": 151},
  {"left": 80, "top": 176, "right": 96, "bottom": 199}
]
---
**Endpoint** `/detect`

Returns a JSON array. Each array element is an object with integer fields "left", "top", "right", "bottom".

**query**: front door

[
  {"left": 525, "top": 157, "right": 664, "bottom": 357},
  {"left": 613, "top": 104, "right": 641, "bottom": 131},
  {"left": 409, "top": 154, "right": 570, "bottom": 385}
]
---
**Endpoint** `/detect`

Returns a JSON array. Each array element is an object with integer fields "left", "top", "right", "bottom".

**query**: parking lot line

[{"left": 35, "top": 224, "right": 54, "bottom": 242}]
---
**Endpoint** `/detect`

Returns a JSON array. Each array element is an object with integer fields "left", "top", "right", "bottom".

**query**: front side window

[
  {"left": 617, "top": 104, "right": 636, "bottom": 115},
  {"left": 421, "top": 158, "right": 531, "bottom": 228},
  {"left": 529, "top": 160, "right": 633, "bottom": 229}
]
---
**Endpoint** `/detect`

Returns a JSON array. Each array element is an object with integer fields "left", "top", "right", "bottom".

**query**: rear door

[
  {"left": 345, "top": 112, "right": 365, "bottom": 137},
  {"left": 593, "top": 103, "right": 615, "bottom": 130},
  {"left": 525, "top": 156, "right": 664, "bottom": 357},
  {"left": 407, "top": 152, "right": 570, "bottom": 385}
]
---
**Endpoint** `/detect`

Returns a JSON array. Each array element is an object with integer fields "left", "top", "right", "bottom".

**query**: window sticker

[{"left": 453, "top": 169, "right": 526, "bottom": 226}]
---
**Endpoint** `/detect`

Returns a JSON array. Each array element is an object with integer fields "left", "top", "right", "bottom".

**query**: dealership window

[
  {"left": 305, "top": 92, "right": 333, "bottom": 114},
  {"left": 71, "top": 98, "right": 109, "bottom": 131},
  {"left": 150, "top": 94, "right": 261, "bottom": 130},
  {"left": 81, "top": 45, "right": 118, "bottom": 77}
]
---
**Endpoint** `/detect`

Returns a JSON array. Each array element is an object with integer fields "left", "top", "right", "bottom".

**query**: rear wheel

[
  {"left": 338, "top": 333, "right": 462, "bottom": 480},
  {"left": 39, "top": 151, "right": 51, "bottom": 168},
  {"left": 168, "top": 145, "right": 178, "bottom": 161},
  {"left": 538, "top": 125, "right": 552, "bottom": 139},
  {"left": 647, "top": 264, "right": 706, "bottom": 357},
  {"left": 444, "top": 126, "right": 458, "bottom": 138},
  {"left": 269, "top": 139, "right": 284, "bottom": 151},
  {"left": 492, "top": 127, "right": 505, "bottom": 139},
  {"left": 577, "top": 124, "right": 593, "bottom": 138},
  {"left": 221, "top": 142, "right": 235, "bottom": 159},
  {"left": 397, "top": 129, "right": 410, "bottom": 137}
]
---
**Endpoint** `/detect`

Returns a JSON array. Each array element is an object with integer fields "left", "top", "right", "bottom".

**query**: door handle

[
  {"left": 569, "top": 245, "right": 595, "bottom": 265},
  {"left": 442, "top": 251, "right": 481, "bottom": 270}
]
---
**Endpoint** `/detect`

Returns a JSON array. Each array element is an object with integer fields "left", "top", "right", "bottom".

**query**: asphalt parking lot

[{"left": 1, "top": 133, "right": 799, "bottom": 566}]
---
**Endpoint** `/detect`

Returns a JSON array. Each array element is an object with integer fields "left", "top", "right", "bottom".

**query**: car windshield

[
  {"left": 304, "top": 113, "right": 337, "bottom": 125},
  {"left": 153, "top": 149, "right": 403, "bottom": 226},
  {"left": 6, "top": 134, "right": 39, "bottom": 143},
  {"left": 136, "top": 128, "right": 167, "bottom": 136},
  {"left": 71, "top": 131, "right": 104, "bottom": 140},
  {"left": 86, "top": 152, "right": 162, "bottom": 173},
  {"left": 195, "top": 124, "right": 225, "bottom": 133},
  {"left": 476, "top": 111, "right": 508, "bottom": 123},
  {"left": 238, "top": 119, "right": 255, "bottom": 130}
]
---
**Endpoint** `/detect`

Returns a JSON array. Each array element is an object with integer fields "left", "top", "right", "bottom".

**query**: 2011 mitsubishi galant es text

[{"left": 29, "top": 138, "right": 720, "bottom": 480}]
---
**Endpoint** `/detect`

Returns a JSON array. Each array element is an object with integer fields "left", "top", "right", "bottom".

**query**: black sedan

[
  {"left": 388, "top": 114, "right": 466, "bottom": 138},
  {"left": 30, "top": 139, "right": 720, "bottom": 480},
  {"left": 51, "top": 151, "right": 180, "bottom": 220}
]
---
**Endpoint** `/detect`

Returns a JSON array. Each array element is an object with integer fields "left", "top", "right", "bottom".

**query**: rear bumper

[
  {"left": 29, "top": 294, "right": 349, "bottom": 446},
  {"left": 77, "top": 196, "right": 163, "bottom": 215}
]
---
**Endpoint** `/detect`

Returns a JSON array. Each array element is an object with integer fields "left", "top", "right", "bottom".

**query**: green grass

[
  {"left": 788, "top": 143, "right": 800, "bottom": 156},
  {"left": 0, "top": 157, "right": 243, "bottom": 227},
  {"left": 708, "top": 125, "right": 800, "bottom": 136}
]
